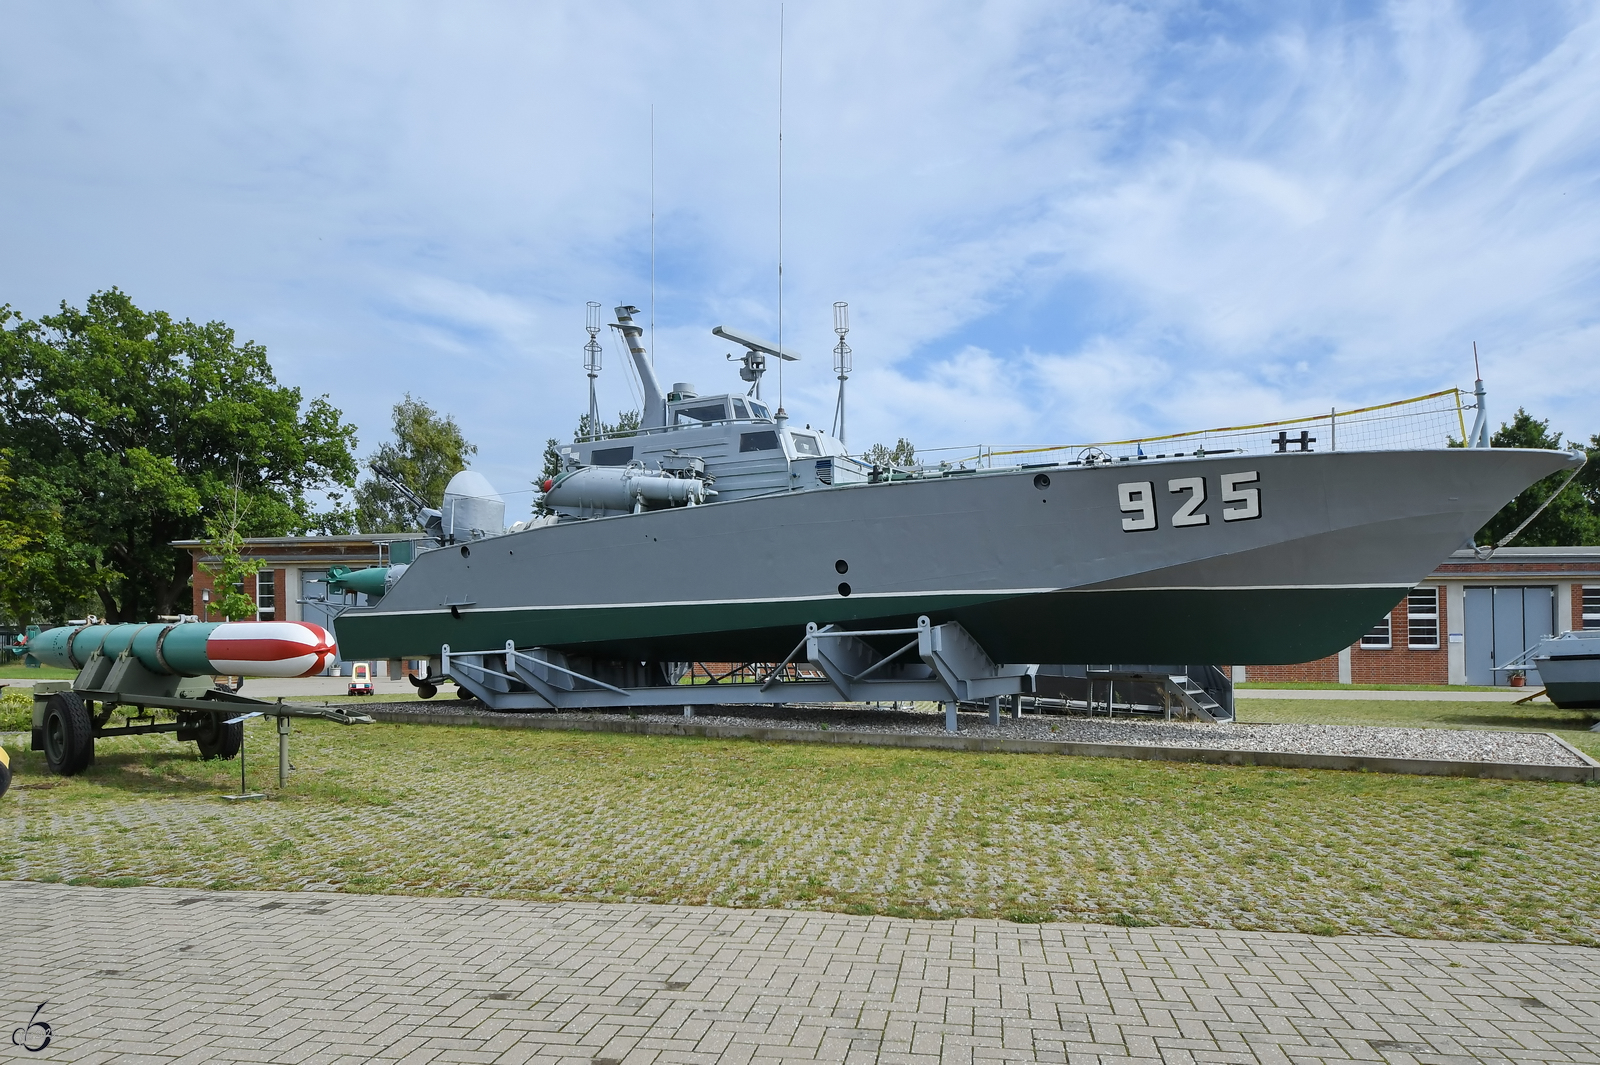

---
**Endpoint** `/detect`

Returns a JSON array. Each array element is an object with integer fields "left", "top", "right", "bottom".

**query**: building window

[
  {"left": 1585, "top": 586, "right": 1600, "bottom": 630},
  {"left": 1407, "top": 587, "right": 1439, "bottom": 649},
  {"left": 256, "top": 570, "right": 276, "bottom": 621},
  {"left": 1360, "top": 612, "right": 1392, "bottom": 650}
]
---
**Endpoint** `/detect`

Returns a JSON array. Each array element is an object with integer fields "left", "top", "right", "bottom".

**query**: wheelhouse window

[
  {"left": 790, "top": 433, "right": 822, "bottom": 456},
  {"left": 674, "top": 402, "right": 728, "bottom": 424},
  {"left": 591, "top": 446, "right": 633, "bottom": 466},
  {"left": 1360, "top": 612, "right": 1392, "bottom": 650},
  {"left": 748, "top": 402, "right": 771, "bottom": 420},
  {"left": 739, "top": 430, "right": 780, "bottom": 453},
  {"left": 731, "top": 398, "right": 749, "bottom": 418},
  {"left": 1585, "top": 586, "right": 1600, "bottom": 629},
  {"left": 1406, "top": 587, "right": 1439, "bottom": 649},
  {"left": 256, "top": 570, "right": 276, "bottom": 621}
]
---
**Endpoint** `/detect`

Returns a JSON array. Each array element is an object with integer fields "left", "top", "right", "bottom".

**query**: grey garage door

[{"left": 1463, "top": 586, "right": 1555, "bottom": 686}]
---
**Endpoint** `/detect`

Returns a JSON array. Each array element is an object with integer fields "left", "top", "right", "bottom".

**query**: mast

[
  {"left": 584, "top": 302, "right": 602, "bottom": 439},
  {"left": 832, "top": 302, "right": 851, "bottom": 447},
  {"left": 611, "top": 305, "right": 666, "bottom": 429}
]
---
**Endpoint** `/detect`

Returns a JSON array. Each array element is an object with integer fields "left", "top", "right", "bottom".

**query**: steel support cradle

[{"left": 443, "top": 615, "right": 1030, "bottom": 726}]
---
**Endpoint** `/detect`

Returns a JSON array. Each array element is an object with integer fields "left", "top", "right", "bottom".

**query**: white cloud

[{"left": 1, "top": 0, "right": 1596, "bottom": 494}]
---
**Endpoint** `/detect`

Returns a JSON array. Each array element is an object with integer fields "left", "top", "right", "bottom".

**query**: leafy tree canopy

[
  {"left": 198, "top": 482, "right": 261, "bottom": 622},
  {"left": 0, "top": 449, "right": 95, "bottom": 624},
  {"left": 540, "top": 409, "right": 642, "bottom": 485},
  {"left": 863, "top": 438, "right": 917, "bottom": 467},
  {"left": 354, "top": 395, "right": 477, "bottom": 533},
  {"left": 1474, "top": 408, "right": 1600, "bottom": 547},
  {"left": 0, "top": 289, "right": 358, "bottom": 624}
]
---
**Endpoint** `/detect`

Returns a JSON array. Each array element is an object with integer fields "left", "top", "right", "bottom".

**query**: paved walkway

[
  {"left": 5, "top": 884, "right": 1596, "bottom": 1064},
  {"left": 234, "top": 675, "right": 426, "bottom": 698}
]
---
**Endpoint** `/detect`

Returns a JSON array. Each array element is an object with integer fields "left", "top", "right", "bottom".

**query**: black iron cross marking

[{"left": 1272, "top": 430, "right": 1316, "bottom": 453}]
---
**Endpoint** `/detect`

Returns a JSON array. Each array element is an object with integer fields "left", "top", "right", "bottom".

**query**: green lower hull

[{"left": 336, "top": 585, "right": 1407, "bottom": 666}]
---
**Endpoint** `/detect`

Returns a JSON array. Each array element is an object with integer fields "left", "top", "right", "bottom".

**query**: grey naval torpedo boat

[{"left": 333, "top": 305, "right": 1577, "bottom": 688}]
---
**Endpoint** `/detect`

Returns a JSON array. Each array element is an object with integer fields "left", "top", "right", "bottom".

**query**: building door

[
  {"left": 300, "top": 570, "right": 368, "bottom": 675},
  {"left": 1463, "top": 586, "right": 1556, "bottom": 686}
]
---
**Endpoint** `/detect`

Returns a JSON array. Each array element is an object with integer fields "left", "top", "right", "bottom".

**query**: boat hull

[
  {"left": 334, "top": 447, "right": 1575, "bottom": 665},
  {"left": 1532, "top": 632, "right": 1600, "bottom": 709}
]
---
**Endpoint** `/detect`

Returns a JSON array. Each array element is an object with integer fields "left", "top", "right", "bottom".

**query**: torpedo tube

[
  {"left": 541, "top": 465, "right": 714, "bottom": 516},
  {"left": 27, "top": 620, "right": 338, "bottom": 679}
]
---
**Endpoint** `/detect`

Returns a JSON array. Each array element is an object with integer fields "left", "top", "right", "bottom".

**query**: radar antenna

[
  {"left": 584, "top": 301, "right": 603, "bottom": 440},
  {"left": 831, "top": 302, "right": 852, "bottom": 447},
  {"left": 714, "top": 325, "right": 801, "bottom": 403}
]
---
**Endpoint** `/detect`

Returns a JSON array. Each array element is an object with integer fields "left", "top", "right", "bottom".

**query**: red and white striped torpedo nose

[{"left": 205, "top": 621, "right": 337, "bottom": 678}]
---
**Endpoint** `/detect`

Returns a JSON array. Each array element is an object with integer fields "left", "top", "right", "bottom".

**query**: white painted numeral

[
  {"left": 1168, "top": 476, "right": 1209, "bottom": 527},
  {"left": 1119, "top": 481, "right": 1156, "bottom": 531},
  {"left": 1221, "top": 471, "right": 1261, "bottom": 521}
]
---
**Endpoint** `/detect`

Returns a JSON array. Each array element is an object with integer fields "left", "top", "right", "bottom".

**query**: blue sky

[{"left": 2, "top": 1, "right": 1597, "bottom": 516}]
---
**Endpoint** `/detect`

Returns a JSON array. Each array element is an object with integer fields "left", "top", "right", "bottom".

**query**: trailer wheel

[
  {"left": 195, "top": 713, "right": 243, "bottom": 761},
  {"left": 43, "top": 691, "right": 94, "bottom": 776}
]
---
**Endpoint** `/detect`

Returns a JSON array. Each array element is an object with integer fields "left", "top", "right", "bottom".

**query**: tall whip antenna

[
  {"left": 650, "top": 104, "right": 656, "bottom": 368},
  {"left": 776, "top": 4, "right": 785, "bottom": 417}
]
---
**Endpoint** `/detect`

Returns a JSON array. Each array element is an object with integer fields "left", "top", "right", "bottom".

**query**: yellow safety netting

[{"left": 918, "top": 388, "right": 1472, "bottom": 469}]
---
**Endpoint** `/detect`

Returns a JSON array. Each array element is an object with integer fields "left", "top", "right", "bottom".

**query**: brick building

[
  {"left": 174, "top": 534, "right": 430, "bottom": 673},
  {"left": 1244, "top": 547, "right": 1600, "bottom": 687}
]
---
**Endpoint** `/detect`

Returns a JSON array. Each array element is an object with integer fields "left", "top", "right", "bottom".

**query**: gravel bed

[{"left": 364, "top": 699, "right": 1589, "bottom": 767}]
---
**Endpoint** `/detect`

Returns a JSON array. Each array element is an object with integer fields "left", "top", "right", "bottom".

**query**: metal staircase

[
  {"left": 1035, "top": 664, "right": 1234, "bottom": 722},
  {"left": 1162, "top": 672, "right": 1230, "bottom": 723}
]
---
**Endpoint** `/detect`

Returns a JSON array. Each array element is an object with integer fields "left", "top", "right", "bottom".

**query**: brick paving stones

[{"left": 4, "top": 883, "right": 1596, "bottom": 1064}]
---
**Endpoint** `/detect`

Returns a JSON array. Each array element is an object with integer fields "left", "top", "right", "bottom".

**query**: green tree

[
  {"left": 0, "top": 450, "right": 96, "bottom": 625},
  {"left": 353, "top": 395, "right": 477, "bottom": 532},
  {"left": 197, "top": 479, "right": 262, "bottom": 622},
  {"left": 538, "top": 410, "right": 641, "bottom": 513},
  {"left": 863, "top": 437, "right": 916, "bottom": 467},
  {"left": 0, "top": 290, "right": 358, "bottom": 623},
  {"left": 1473, "top": 409, "right": 1600, "bottom": 547}
]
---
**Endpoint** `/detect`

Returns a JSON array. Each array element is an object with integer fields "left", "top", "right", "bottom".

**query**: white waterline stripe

[{"left": 350, "top": 584, "right": 1407, "bottom": 619}]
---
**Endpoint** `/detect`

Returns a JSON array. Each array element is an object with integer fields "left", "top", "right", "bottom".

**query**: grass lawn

[
  {"left": 0, "top": 663, "right": 76, "bottom": 681},
  {"left": 3, "top": 705, "right": 1598, "bottom": 944}
]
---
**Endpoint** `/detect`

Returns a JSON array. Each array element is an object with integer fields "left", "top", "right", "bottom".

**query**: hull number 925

[{"left": 1119, "top": 472, "right": 1259, "bottom": 532}]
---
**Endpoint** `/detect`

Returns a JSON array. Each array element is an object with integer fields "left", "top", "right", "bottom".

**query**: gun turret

[{"left": 370, "top": 462, "right": 447, "bottom": 543}]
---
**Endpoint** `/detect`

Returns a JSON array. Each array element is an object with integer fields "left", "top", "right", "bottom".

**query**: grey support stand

[
  {"left": 277, "top": 713, "right": 292, "bottom": 789},
  {"left": 443, "top": 616, "right": 1033, "bottom": 719}
]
